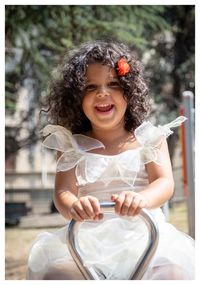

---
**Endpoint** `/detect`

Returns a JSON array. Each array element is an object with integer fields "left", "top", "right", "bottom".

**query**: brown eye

[
  {"left": 108, "top": 81, "right": 120, "bottom": 88},
  {"left": 85, "top": 84, "right": 96, "bottom": 92}
]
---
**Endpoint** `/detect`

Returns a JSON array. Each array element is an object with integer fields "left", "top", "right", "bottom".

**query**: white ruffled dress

[{"left": 27, "top": 116, "right": 195, "bottom": 280}]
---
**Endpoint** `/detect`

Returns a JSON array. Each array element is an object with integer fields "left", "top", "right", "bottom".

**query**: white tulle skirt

[{"left": 27, "top": 208, "right": 195, "bottom": 280}]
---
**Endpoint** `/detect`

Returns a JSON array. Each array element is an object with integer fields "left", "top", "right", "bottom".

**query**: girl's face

[{"left": 82, "top": 63, "right": 127, "bottom": 131}]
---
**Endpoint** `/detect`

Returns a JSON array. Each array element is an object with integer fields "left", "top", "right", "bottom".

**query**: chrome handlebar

[{"left": 67, "top": 202, "right": 159, "bottom": 280}]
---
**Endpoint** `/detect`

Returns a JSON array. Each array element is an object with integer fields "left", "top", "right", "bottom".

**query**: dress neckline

[
  {"left": 79, "top": 146, "right": 142, "bottom": 158},
  {"left": 72, "top": 130, "right": 142, "bottom": 158}
]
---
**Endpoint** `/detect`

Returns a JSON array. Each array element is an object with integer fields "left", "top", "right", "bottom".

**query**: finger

[
  {"left": 70, "top": 208, "right": 84, "bottom": 222},
  {"left": 132, "top": 199, "right": 147, "bottom": 216},
  {"left": 121, "top": 194, "right": 132, "bottom": 216},
  {"left": 94, "top": 213, "right": 104, "bottom": 221},
  {"left": 127, "top": 204, "right": 135, "bottom": 216},
  {"left": 133, "top": 196, "right": 141, "bottom": 207},
  {"left": 81, "top": 198, "right": 95, "bottom": 219},
  {"left": 133, "top": 207, "right": 141, "bottom": 216},
  {"left": 115, "top": 192, "right": 126, "bottom": 215},
  {"left": 88, "top": 196, "right": 102, "bottom": 216},
  {"left": 111, "top": 194, "right": 118, "bottom": 201},
  {"left": 127, "top": 196, "right": 140, "bottom": 216},
  {"left": 128, "top": 197, "right": 141, "bottom": 216},
  {"left": 73, "top": 201, "right": 90, "bottom": 220}
]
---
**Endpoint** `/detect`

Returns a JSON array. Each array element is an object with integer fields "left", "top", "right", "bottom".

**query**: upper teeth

[{"left": 96, "top": 104, "right": 111, "bottom": 107}]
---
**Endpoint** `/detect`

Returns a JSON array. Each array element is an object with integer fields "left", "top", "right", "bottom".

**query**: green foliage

[
  {"left": 5, "top": 5, "right": 171, "bottom": 111},
  {"left": 5, "top": 5, "right": 195, "bottom": 157}
]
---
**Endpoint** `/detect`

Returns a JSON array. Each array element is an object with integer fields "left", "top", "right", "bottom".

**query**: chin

[{"left": 93, "top": 120, "right": 125, "bottom": 131}]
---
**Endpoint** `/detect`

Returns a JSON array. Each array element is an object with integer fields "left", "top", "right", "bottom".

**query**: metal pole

[
  {"left": 162, "top": 202, "right": 169, "bottom": 221},
  {"left": 67, "top": 203, "right": 159, "bottom": 280},
  {"left": 41, "top": 148, "right": 48, "bottom": 188},
  {"left": 182, "top": 91, "right": 195, "bottom": 238}
]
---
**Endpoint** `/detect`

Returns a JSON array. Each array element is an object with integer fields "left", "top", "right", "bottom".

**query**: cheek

[
  {"left": 81, "top": 95, "right": 93, "bottom": 116},
  {"left": 122, "top": 98, "right": 128, "bottom": 108},
  {"left": 119, "top": 99, "right": 128, "bottom": 117},
  {"left": 81, "top": 101, "right": 87, "bottom": 116},
  {"left": 122, "top": 94, "right": 128, "bottom": 108},
  {"left": 117, "top": 95, "right": 127, "bottom": 110}
]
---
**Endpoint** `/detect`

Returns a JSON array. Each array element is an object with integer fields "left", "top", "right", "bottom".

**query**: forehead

[{"left": 85, "top": 63, "right": 117, "bottom": 81}]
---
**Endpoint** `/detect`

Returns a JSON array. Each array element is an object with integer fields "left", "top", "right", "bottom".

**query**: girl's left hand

[{"left": 111, "top": 191, "right": 149, "bottom": 216}]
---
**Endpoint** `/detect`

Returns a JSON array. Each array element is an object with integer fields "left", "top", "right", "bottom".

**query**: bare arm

[
  {"left": 54, "top": 152, "right": 79, "bottom": 220},
  {"left": 54, "top": 151, "right": 103, "bottom": 221},
  {"left": 140, "top": 138, "right": 174, "bottom": 209},
  {"left": 112, "top": 139, "right": 175, "bottom": 215}
]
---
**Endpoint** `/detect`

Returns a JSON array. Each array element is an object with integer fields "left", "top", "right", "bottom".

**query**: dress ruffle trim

[
  {"left": 41, "top": 116, "right": 186, "bottom": 186},
  {"left": 135, "top": 116, "right": 187, "bottom": 165}
]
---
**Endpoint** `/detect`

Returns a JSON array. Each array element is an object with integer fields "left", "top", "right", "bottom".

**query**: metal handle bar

[{"left": 67, "top": 202, "right": 159, "bottom": 280}]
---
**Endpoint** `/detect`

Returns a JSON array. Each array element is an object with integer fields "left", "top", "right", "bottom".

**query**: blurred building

[{"left": 5, "top": 86, "right": 56, "bottom": 215}]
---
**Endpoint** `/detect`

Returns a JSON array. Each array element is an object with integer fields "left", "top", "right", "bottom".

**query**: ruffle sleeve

[
  {"left": 42, "top": 125, "right": 105, "bottom": 172},
  {"left": 42, "top": 125, "right": 77, "bottom": 152},
  {"left": 135, "top": 116, "right": 187, "bottom": 165}
]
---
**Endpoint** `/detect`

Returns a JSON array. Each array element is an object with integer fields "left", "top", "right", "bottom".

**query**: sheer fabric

[{"left": 27, "top": 116, "right": 194, "bottom": 279}]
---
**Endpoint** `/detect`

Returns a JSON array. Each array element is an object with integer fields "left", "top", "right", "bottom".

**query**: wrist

[{"left": 54, "top": 190, "right": 79, "bottom": 220}]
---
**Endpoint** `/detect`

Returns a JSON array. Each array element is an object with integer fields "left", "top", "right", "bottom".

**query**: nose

[{"left": 96, "top": 85, "right": 109, "bottom": 98}]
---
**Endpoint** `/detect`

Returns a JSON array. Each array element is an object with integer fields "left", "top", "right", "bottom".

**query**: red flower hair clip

[{"left": 117, "top": 58, "right": 130, "bottom": 76}]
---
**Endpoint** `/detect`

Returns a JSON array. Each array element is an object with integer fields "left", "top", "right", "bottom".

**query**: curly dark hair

[{"left": 44, "top": 40, "right": 150, "bottom": 134}]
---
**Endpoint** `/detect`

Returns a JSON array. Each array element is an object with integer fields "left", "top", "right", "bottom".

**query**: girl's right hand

[{"left": 69, "top": 196, "right": 103, "bottom": 222}]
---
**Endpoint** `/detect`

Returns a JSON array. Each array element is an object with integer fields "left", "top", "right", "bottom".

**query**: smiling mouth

[{"left": 95, "top": 104, "right": 114, "bottom": 113}]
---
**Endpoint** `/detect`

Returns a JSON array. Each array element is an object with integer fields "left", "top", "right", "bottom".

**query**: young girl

[{"left": 27, "top": 40, "right": 194, "bottom": 280}]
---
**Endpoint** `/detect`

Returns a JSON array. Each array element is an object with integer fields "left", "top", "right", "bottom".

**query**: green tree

[{"left": 5, "top": 5, "right": 194, "bottom": 162}]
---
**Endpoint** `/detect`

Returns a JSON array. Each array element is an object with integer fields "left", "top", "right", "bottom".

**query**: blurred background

[{"left": 5, "top": 5, "right": 195, "bottom": 279}]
